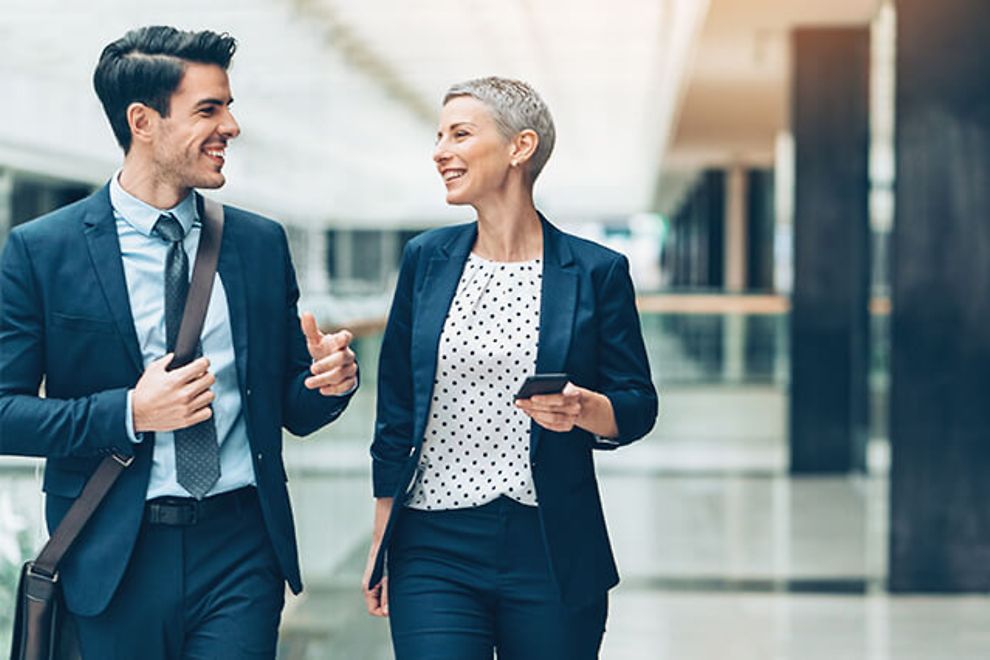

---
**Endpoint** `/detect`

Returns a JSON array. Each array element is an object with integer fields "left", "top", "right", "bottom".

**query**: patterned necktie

[{"left": 154, "top": 213, "right": 220, "bottom": 499}]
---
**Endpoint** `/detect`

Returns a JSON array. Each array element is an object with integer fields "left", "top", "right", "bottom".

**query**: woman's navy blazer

[{"left": 370, "top": 214, "right": 658, "bottom": 606}]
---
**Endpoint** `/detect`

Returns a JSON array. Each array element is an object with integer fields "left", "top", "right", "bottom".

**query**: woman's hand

[
  {"left": 515, "top": 383, "right": 619, "bottom": 438},
  {"left": 362, "top": 541, "right": 389, "bottom": 617},
  {"left": 362, "top": 497, "right": 393, "bottom": 617}
]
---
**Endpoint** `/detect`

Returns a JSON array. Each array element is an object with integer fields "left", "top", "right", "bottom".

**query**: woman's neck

[{"left": 472, "top": 193, "right": 543, "bottom": 262}]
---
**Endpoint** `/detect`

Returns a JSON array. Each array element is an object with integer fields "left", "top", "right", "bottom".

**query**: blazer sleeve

[
  {"left": 370, "top": 241, "right": 418, "bottom": 497},
  {"left": 0, "top": 230, "right": 132, "bottom": 459},
  {"left": 592, "top": 253, "right": 658, "bottom": 448},
  {"left": 278, "top": 225, "right": 356, "bottom": 436}
]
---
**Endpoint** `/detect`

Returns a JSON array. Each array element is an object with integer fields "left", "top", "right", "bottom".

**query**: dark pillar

[
  {"left": 789, "top": 28, "right": 871, "bottom": 473},
  {"left": 745, "top": 168, "right": 775, "bottom": 292},
  {"left": 702, "top": 170, "right": 725, "bottom": 289},
  {"left": 889, "top": 0, "right": 990, "bottom": 592}
]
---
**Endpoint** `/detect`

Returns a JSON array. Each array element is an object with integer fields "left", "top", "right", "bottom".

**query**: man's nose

[{"left": 221, "top": 110, "right": 241, "bottom": 139}]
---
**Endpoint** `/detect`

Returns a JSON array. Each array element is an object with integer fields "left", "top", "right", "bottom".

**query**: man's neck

[{"left": 118, "top": 157, "right": 190, "bottom": 210}]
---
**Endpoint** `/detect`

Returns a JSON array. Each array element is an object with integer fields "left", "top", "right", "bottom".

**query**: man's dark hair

[{"left": 93, "top": 26, "right": 237, "bottom": 152}]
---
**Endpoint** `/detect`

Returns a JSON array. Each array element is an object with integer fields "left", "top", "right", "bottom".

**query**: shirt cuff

[{"left": 125, "top": 389, "right": 143, "bottom": 444}]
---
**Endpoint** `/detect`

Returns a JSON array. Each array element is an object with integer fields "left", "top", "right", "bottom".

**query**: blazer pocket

[
  {"left": 42, "top": 468, "right": 87, "bottom": 498},
  {"left": 51, "top": 312, "right": 116, "bottom": 334}
]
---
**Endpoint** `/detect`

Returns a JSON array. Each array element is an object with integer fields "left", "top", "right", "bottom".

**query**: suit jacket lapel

[
  {"left": 81, "top": 185, "right": 144, "bottom": 374},
  {"left": 533, "top": 216, "right": 577, "bottom": 456},
  {"left": 410, "top": 224, "right": 476, "bottom": 445},
  {"left": 214, "top": 209, "right": 249, "bottom": 396}
]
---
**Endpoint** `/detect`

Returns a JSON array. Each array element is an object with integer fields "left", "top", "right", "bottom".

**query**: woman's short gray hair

[{"left": 443, "top": 76, "right": 556, "bottom": 183}]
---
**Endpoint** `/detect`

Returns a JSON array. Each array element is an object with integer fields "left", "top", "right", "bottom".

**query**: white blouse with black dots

[{"left": 406, "top": 253, "right": 542, "bottom": 510}]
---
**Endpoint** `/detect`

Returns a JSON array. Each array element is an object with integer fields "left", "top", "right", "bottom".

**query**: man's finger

[
  {"left": 170, "top": 356, "right": 211, "bottom": 382},
  {"left": 310, "top": 349, "right": 355, "bottom": 376},
  {"left": 306, "top": 364, "right": 357, "bottom": 390},
  {"left": 300, "top": 312, "right": 322, "bottom": 346},
  {"left": 325, "top": 329, "right": 353, "bottom": 352}
]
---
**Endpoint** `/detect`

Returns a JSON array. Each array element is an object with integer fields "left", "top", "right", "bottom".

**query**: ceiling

[
  {"left": 0, "top": 0, "right": 886, "bottom": 227},
  {"left": 658, "top": 0, "right": 883, "bottom": 212}
]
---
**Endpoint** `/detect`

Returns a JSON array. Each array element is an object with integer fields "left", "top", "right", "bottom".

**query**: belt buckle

[
  {"left": 178, "top": 502, "right": 198, "bottom": 525},
  {"left": 150, "top": 500, "right": 198, "bottom": 526}
]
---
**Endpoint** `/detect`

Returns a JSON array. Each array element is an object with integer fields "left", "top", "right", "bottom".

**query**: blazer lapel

[
  {"left": 410, "top": 224, "right": 476, "bottom": 445},
  {"left": 81, "top": 185, "right": 143, "bottom": 374},
  {"left": 214, "top": 209, "right": 249, "bottom": 396},
  {"left": 532, "top": 216, "right": 577, "bottom": 456}
]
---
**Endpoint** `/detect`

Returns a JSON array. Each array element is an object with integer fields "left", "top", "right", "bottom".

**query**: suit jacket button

[{"left": 257, "top": 453, "right": 263, "bottom": 461}]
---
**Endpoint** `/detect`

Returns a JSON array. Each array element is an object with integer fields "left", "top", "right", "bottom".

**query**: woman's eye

[{"left": 455, "top": 131, "right": 469, "bottom": 138}]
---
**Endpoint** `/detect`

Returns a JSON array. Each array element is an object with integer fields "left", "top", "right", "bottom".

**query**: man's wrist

[{"left": 126, "top": 389, "right": 146, "bottom": 442}]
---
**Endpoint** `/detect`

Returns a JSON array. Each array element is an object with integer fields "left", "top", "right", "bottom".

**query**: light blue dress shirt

[{"left": 111, "top": 173, "right": 255, "bottom": 500}]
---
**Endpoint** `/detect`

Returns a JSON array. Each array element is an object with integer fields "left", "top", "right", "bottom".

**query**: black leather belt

[{"left": 145, "top": 486, "right": 256, "bottom": 526}]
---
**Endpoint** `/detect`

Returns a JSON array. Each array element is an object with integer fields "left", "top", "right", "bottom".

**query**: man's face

[{"left": 151, "top": 62, "right": 240, "bottom": 190}]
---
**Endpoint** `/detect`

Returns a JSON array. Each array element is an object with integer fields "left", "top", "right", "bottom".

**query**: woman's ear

[{"left": 509, "top": 129, "right": 539, "bottom": 168}]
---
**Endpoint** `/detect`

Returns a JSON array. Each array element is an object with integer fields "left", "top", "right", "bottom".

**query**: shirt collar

[{"left": 109, "top": 170, "right": 198, "bottom": 238}]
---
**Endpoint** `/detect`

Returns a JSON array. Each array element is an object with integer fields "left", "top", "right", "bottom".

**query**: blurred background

[{"left": 1, "top": 0, "right": 988, "bottom": 658}]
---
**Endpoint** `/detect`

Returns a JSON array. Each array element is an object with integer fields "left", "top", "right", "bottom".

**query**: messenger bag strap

[{"left": 29, "top": 193, "right": 225, "bottom": 579}]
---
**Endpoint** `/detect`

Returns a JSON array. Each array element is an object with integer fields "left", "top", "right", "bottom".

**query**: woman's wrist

[{"left": 576, "top": 388, "right": 618, "bottom": 438}]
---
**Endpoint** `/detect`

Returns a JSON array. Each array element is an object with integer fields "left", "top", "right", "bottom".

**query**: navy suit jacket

[
  {"left": 370, "top": 216, "right": 658, "bottom": 606},
  {"left": 0, "top": 184, "right": 353, "bottom": 616}
]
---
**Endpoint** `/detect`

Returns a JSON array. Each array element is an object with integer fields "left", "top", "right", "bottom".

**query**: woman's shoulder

[
  {"left": 549, "top": 224, "right": 628, "bottom": 271},
  {"left": 403, "top": 222, "right": 475, "bottom": 255}
]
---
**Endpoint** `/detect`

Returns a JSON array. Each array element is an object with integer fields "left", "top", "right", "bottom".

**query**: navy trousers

[
  {"left": 387, "top": 496, "right": 608, "bottom": 660},
  {"left": 71, "top": 487, "right": 285, "bottom": 660}
]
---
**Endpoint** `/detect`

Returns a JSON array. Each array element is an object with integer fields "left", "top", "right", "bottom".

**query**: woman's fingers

[{"left": 363, "top": 576, "right": 390, "bottom": 617}]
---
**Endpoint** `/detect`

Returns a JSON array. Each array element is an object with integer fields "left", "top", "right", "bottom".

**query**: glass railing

[{"left": 0, "top": 297, "right": 892, "bottom": 657}]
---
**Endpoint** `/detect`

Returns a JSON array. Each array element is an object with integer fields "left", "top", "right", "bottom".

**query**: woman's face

[{"left": 433, "top": 96, "right": 514, "bottom": 206}]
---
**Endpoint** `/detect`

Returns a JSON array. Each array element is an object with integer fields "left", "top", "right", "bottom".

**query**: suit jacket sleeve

[
  {"left": 277, "top": 225, "right": 356, "bottom": 437},
  {"left": 369, "top": 241, "right": 417, "bottom": 497},
  {"left": 592, "top": 253, "right": 658, "bottom": 448},
  {"left": 0, "top": 229, "right": 132, "bottom": 459}
]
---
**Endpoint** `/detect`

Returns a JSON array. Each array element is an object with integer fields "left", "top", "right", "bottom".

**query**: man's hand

[
  {"left": 132, "top": 354, "right": 215, "bottom": 433},
  {"left": 300, "top": 312, "right": 357, "bottom": 396}
]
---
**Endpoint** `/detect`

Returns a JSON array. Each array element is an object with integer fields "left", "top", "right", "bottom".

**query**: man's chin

[{"left": 194, "top": 173, "right": 227, "bottom": 190}]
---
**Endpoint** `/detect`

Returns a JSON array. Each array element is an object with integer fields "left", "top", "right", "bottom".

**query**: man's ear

[
  {"left": 127, "top": 102, "right": 157, "bottom": 147},
  {"left": 510, "top": 129, "right": 539, "bottom": 167}
]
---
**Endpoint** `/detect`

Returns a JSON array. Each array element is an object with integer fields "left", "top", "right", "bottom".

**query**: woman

[{"left": 363, "top": 76, "right": 658, "bottom": 659}]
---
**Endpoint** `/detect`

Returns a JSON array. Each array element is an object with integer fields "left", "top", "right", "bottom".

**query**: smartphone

[{"left": 514, "top": 373, "right": 570, "bottom": 400}]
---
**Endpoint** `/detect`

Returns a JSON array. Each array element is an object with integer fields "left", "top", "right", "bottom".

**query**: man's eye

[{"left": 198, "top": 108, "right": 215, "bottom": 116}]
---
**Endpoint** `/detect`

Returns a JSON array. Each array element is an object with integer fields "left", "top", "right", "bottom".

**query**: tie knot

[{"left": 154, "top": 214, "right": 185, "bottom": 243}]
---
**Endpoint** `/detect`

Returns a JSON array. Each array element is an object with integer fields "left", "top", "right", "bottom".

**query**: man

[{"left": 0, "top": 26, "right": 357, "bottom": 658}]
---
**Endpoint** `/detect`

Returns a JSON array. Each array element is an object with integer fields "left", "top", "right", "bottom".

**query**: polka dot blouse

[{"left": 406, "top": 253, "right": 542, "bottom": 510}]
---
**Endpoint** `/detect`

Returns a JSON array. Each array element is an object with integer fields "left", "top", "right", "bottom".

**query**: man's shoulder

[
  {"left": 219, "top": 203, "right": 285, "bottom": 237},
  {"left": 10, "top": 195, "right": 95, "bottom": 244}
]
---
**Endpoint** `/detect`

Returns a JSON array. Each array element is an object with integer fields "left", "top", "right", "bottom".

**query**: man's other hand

[{"left": 300, "top": 312, "right": 357, "bottom": 396}]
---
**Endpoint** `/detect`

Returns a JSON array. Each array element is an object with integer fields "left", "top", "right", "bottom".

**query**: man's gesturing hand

[
  {"left": 300, "top": 312, "right": 357, "bottom": 396},
  {"left": 133, "top": 354, "right": 215, "bottom": 433}
]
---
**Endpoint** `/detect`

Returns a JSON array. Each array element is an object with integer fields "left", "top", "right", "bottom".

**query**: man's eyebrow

[{"left": 195, "top": 97, "right": 233, "bottom": 108}]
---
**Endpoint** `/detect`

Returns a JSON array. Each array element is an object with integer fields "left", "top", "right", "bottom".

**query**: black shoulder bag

[{"left": 8, "top": 195, "right": 225, "bottom": 660}]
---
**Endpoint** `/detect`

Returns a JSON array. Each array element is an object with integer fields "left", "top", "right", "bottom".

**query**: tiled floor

[
  {"left": 272, "top": 385, "right": 990, "bottom": 659},
  {"left": 3, "top": 385, "right": 987, "bottom": 659}
]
